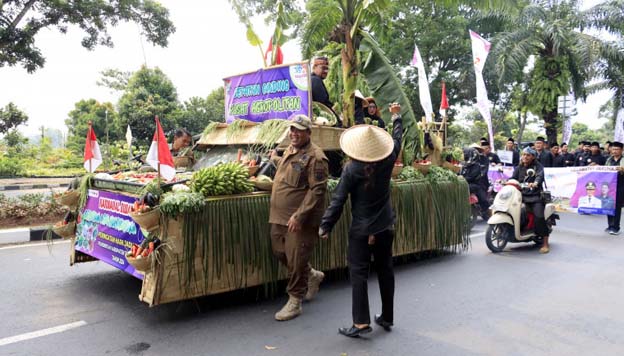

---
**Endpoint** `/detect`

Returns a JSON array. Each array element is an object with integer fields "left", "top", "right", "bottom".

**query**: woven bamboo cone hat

[{"left": 340, "top": 124, "right": 394, "bottom": 162}]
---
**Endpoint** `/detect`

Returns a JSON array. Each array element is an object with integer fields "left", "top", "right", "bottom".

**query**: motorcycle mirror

[{"left": 527, "top": 168, "right": 535, "bottom": 177}]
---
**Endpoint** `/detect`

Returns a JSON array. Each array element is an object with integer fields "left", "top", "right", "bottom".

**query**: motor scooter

[{"left": 485, "top": 169, "right": 559, "bottom": 253}]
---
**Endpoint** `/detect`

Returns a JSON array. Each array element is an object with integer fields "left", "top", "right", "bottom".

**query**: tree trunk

[
  {"left": 516, "top": 111, "right": 527, "bottom": 144},
  {"left": 341, "top": 24, "right": 357, "bottom": 128},
  {"left": 543, "top": 109, "right": 558, "bottom": 145}
]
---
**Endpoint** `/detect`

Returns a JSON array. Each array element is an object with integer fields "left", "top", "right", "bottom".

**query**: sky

[{"left": 0, "top": 0, "right": 613, "bottom": 137}]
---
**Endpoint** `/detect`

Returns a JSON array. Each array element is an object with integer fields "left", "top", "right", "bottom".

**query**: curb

[
  {"left": 0, "top": 226, "right": 62, "bottom": 245},
  {"left": 0, "top": 183, "right": 69, "bottom": 191}
]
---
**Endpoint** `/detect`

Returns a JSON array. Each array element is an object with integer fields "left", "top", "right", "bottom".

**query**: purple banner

[
  {"left": 224, "top": 62, "right": 311, "bottom": 123},
  {"left": 75, "top": 189, "right": 145, "bottom": 279}
]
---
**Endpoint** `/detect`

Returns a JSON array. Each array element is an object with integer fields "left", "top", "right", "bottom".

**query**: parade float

[{"left": 56, "top": 61, "right": 471, "bottom": 306}]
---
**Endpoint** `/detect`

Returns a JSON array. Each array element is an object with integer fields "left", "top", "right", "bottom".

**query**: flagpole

[
  {"left": 155, "top": 116, "right": 161, "bottom": 191},
  {"left": 88, "top": 121, "right": 93, "bottom": 173}
]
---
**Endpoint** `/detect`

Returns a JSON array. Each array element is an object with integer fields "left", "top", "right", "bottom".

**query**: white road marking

[
  {"left": 0, "top": 240, "right": 70, "bottom": 251},
  {"left": 0, "top": 320, "right": 87, "bottom": 346},
  {"left": 469, "top": 232, "right": 483, "bottom": 239}
]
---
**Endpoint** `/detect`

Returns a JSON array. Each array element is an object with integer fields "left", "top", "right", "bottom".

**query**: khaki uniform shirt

[{"left": 269, "top": 141, "right": 329, "bottom": 226}]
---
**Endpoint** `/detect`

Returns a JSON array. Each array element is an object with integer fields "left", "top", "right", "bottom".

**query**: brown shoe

[
  {"left": 275, "top": 296, "right": 302, "bottom": 321},
  {"left": 539, "top": 246, "right": 550, "bottom": 254},
  {"left": 304, "top": 269, "right": 325, "bottom": 301}
]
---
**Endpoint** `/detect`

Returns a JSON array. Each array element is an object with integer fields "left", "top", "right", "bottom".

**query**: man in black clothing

[
  {"left": 586, "top": 141, "right": 606, "bottom": 166},
  {"left": 606, "top": 141, "right": 624, "bottom": 235},
  {"left": 482, "top": 140, "right": 501, "bottom": 166},
  {"left": 559, "top": 143, "right": 575, "bottom": 167},
  {"left": 462, "top": 145, "right": 490, "bottom": 220},
  {"left": 575, "top": 141, "right": 591, "bottom": 166},
  {"left": 310, "top": 56, "right": 340, "bottom": 125},
  {"left": 552, "top": 142, "right": 565, "bottom": 167},
  {"left": 535, "top": 136, "right": 553, "bottom": 167}
]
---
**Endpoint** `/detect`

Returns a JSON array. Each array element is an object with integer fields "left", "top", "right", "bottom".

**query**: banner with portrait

[{"left": 487, "top": 166, "right": 619, "bottom": 215}]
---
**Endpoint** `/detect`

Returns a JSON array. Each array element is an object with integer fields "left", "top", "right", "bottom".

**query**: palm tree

[{"left": 487, "top": 0, "right": 624, "bottom": 144}]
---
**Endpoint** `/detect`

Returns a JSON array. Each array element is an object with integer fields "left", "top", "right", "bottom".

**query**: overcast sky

[{"left": 0, "top": 0, "right": 612, "bottom": 136}]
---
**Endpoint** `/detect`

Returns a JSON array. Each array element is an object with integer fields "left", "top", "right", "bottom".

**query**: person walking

[
  {"left": 319, "top": 103, "right": 403, "bottom": 337},
  {"left": 269, "top": 114, "right": 329, "bottom": 321},
  {"left": 606, "top": 141, "right": 624, "bottom": 235}
]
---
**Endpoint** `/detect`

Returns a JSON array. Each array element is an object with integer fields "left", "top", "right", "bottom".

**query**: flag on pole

[
  {"left": 410, "top": 44, "right": 434, "bottom": 122},
  {"left": 469, "top": 30, "right": 494, "bottom": 149},
  {"left": 264, "top": 37, "right": 284, "bottom": 65},
  {"left": 146, "top": 117, "right": 175, "bottom": 180},
  {"left": 83, "top": 122, "right": 102, "bottom": 173},
  {"left": 440, "top": 81, "right": 449, "bottom": 117},
  {"left": 615, "top": 106, "right": 624, "bottom": 143},
  {"left": 562, "top": 117, "right": 573, "bottom": 147},
  {"left": 125, "top": 125, "right": 133, "bottom": 157}
]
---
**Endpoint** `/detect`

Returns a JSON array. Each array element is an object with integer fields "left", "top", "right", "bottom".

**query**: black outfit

[
  {"left": 311, "top": 73, "right": 332, "bottom": 109},
  {"left": 320, "top": 115, "right": 403, "bottom": 326},
  {"left": 606, "top": 156, "right": 624, "bottom": 232},
  {"left": 354, "top": 97, "right": 367, "bottom": 125},
  {"left": 536, "top": 150, "right": 553, "bottom": 167},
  {"left": 586, "top": 153, "right": 606, "bottom": 166},
  {"left": 461, "top": 160, "right": 489, "bottom": 219},
  {"left": 559, "top": 152, "right": 575, "bottom": 167},
  {"left": 511, "top": 161, "right": 549, "bottom": 237},
  {"left": 487, "top": 152, "right": 501, "bottom": 165},
  {"left": 365, "top": 113, "right": 386, "bottom": 129},
  {"left": 575, "top": 152, "right": 591, "bottom": 166},
  {"left": 553, "top": 154, "right": 565, "bottom": 167}
]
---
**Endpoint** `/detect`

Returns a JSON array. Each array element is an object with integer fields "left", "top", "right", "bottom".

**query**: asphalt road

[{"left": 1, "top": 215, "right": 623, "bottom": 356}]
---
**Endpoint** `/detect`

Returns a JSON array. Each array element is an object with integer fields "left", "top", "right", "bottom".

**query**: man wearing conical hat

[
  {"left": 269, "top": 114, "right": 329, "bottom": 321},
  {"left": 319, "top": 103, "right": 403, "bottom": 337}
]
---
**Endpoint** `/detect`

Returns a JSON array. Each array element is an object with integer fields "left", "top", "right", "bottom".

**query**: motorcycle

[{"left": 485, "top": 169, "right": 559, "bottom": 253}]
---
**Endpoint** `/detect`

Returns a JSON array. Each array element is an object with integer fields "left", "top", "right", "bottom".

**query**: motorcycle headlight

[{"left": 498, "top": 190, "right": 512, "bottom": 201}]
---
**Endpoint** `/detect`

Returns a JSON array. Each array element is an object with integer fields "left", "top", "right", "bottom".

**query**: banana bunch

[{"left": 191, "top": 162, "right": 254, "bottom": 197}]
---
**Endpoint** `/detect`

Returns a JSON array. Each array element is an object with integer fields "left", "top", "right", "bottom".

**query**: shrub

[{"left": 0, "top": 156, "right": 25, "bottom": 176}]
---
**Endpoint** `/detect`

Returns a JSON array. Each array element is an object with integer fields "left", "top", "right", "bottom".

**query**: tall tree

[
  {"left": 487, "top": 0, "right": 624, "bottom": 144},
  {"left": 117, "top": 65, "right": 180, "bottom": 145},
  {"left": 0, "top": 102, "right": 28, "bottom": 134},
  {"left": 0, "top": 0, "right": 175, "bottom": 72},
  {"left": 65, "top": 99, "right": 120, "bottom": 153},
  {"left": 171, "top": 87, "right": 226, "bottom": 135}
]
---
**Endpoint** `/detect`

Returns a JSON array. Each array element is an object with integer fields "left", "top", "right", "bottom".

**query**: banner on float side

[
  {"left": 75, "top": 189, "right": 146, "bottom": 279},
  {"left": 487, "top": 166, "right": 618, "bottom": 215},
  {"left": 223, "top": 61, "right": 311, "bottom": 123}
]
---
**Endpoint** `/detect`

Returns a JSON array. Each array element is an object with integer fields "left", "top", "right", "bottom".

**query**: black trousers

[
  {"left": 526, "top": 201, "right": 548, "bottom": 237},
  {"left": 607, "top": 187, "right": 624, "bottom": 231},
  {"left": 469, "top": 183, "right": 489, "bottom": 217},
  {"left": 348, "top": 229, "right": 395, "bottom": 325}
]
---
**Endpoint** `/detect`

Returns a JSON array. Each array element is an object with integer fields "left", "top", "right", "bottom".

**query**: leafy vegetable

[{"left": 160, "top": 191, "right": 206, "bottom": 218}]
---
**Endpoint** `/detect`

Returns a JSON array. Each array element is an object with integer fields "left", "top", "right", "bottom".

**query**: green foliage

[
  {"left": 0, "top": 0, "right": 175, "bottom": 72},
  {"left": 0, "top": 192, "right": 65, "bottom": 220},
  {"left": 65, "top": 99, "right": 121, "bottom": 154},
  {"left": 0, "top": 155, "right": 25, "bottom": 176},
  {"left": 160, "top": 191, "right": 206, "bottom": 218},
  {"left": 117, "top": 66, "right": 180, "bottom": 145},
  {"left": 528, "top": 57, "right": 571, "bottom": 118},
  {"left": 427, "top": 165, "right": 458, "bottom": 183},
  {"left": 171, "top": 87, "right": 225, "bottom": 135},
  {"left": 397, "top": 166, "right": 424, "bottom": 181},
  {"left": 0, "top": 102, "right": 28, "bottom": 134}
]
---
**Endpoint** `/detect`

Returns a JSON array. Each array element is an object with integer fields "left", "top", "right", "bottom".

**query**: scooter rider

[
  {"left": 462, "top": 143, "right": 490, "bottom": 220},
  {"left": 511, "top": 147, "right": 550, "bottom": 254}
]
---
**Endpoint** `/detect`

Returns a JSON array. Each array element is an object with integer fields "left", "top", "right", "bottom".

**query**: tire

[{"left": 485, "top": 224, "right": 509, "bottom": 253}]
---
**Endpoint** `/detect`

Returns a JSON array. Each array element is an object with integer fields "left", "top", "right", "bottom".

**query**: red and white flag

[
  {"left": 146, "top": 116, "right": 175, "bottom": 180},
  {"left": 440, "top": 81, "right": 449, "bottom": 117},
  {"left": 265, "top": 37, "right": 284, "bottom": 65},
  {"left": 83, "top": 123, "right": 102, "bottom": 173}
]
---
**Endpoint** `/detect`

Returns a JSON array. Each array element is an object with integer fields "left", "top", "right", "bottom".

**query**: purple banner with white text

[
  {"left": 75, "top": 189, "right": 145, "bottom": 279},
  {"left": 224, "top": 62, "right": 311, "bottom": 123},
  {"left": 487, "top": 166, "right": 619, "bottom": 215}
]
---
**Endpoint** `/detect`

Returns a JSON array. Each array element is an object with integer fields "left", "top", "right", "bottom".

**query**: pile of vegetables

[
  {"left": 160, "top": 191, "right": 206, "bottom": 218},
  {"left": 191, "top": 162, "right": 254, "bottom": 197},
  {"left": 427, "top": 166, "right": 458, "bottom": 182},
  {"left": 397, "top": 166, "right": 425, "bottom": 181},
  {"left": 127, "top": 235, "right": 161, "bottom": 260}
]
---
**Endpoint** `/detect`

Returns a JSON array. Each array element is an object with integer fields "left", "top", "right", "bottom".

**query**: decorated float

[{"left": 55, "top": 61, "right": 471, "bottom": 306}]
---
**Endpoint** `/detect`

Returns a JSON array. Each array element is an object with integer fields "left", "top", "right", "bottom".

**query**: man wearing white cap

[
  {"left": 269, "top": 114, "right": 329, "bottom": 321},
  {"left": 319, "top": 103, "right": 403, "bottom": 337}
]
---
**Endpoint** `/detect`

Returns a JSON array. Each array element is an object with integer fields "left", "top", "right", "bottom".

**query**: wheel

[{"left": 485, "top": 224, "right": 508, "bottom": 253}]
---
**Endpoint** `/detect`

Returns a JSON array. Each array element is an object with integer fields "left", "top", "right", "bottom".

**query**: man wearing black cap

[
  {"left": 586, "top": 141, "right": 606, "bottom": 166},
  {"left": 578, "top": 181, "right": 602, "bottom": 209},
  {"left": 535, "top": 136, "right": 553, "bottom": 167},
  {"left": 575, "top": 141, "right": 592, "bottom": 166},
  {"left": 503, "top": 137, "right": 520, "bottom": 166},
  {"left": 481, "top": 140, "right": 501, "bottom": 166},
  {"left": 605, "top": 141, "right": 624, "bottom": 235},
  {"left": 551, "top": 142, "right": 565, "bottom": 167},
  {"left": 604, "top": 141, "right": 612, "bottom": 159},
  {"left": 560, "top": 143, "right": 575, "bottom": 167}
]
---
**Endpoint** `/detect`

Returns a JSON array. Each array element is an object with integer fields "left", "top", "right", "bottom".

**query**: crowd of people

[{"left": 461, "top": 135, "right": 624, "bottom": 246}]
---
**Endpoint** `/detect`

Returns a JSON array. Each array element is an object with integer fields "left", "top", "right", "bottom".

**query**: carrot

[
  {"left": 148, "top": 242, "right": 155, "bottom": 255},
  {"left": 135, "top": 246, "right": 144, "bottom": 257},
  {"left": 131, "top": 245, "right": 138, "bottom": 257},
  {"left": 142, "top": 249, "right": 149, "bottom": 257},
  {"left": 236, "top": 148, "right": 243, "bottom": 162}
]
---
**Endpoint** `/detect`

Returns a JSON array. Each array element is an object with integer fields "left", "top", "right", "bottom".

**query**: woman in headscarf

[
  {"left": 364, "top": 97, "right": 386, "bottom": 129},
  {"left": 319, "top": 103, "right": 403, "bottom": 337}
]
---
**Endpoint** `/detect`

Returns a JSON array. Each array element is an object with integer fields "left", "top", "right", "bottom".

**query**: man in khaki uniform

[{"left": 269, "top": 114, "right": 329, "bottom": 321}]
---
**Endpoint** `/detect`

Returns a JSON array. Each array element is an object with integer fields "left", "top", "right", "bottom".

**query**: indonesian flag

[
  {"left": 470, "top": 30, "right": 494, "bottom": 150},
  {"left": 146, "top": 116, "right": 175, "bottom": 180},
  {"left": 410, "top": 43, "right": 433, "bottom": 122},
  {"left": 440, "top": 81, "right": 449, "bottom": 116},
  {"left": 83, "top": 124, "right": 102, "bottom": 173},
  {"left": 264, "top": 37, "right": 284, "bottom": 65}
]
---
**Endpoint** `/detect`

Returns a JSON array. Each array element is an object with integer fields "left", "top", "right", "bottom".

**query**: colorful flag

[
  {"left": 83, "top": 123, "right": 102, "bottom": 173},
  {"left": 146, "top": 116, "right": 175, "bottom": 180},
  {"left": 469, "top": 30, "right": 494, "bottom": 149},
  {"left": 440, "top": 81, "right": 449, "bottom": 117},
  {"left": 410, "top": 44, "right": 433, "bottom": 122},
  {"left": 264, "top": 37, "right": 284, "bottom": 66},
  {"left": 615, "top": 105, "right": 624, "bottom": 143}
]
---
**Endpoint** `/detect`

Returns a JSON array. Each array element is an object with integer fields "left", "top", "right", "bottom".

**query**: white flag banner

[
  {"left": 615, "top": 107, "right": 624, "bottom": 143},
  {"left": 410, "top": 44, "right": 433, "bottom": 122},
  {"left": 125, "top": 125, "right": 133, "bottom": 150},
  {"left": 562, "top": 116, "right": 573, "bottom": 146},
  {"left": 470, "top": 30, "right": 494, "bottom": 149}
]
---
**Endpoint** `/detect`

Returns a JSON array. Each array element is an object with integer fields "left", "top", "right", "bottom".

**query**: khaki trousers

[{"left": 270, "top": 224, "right": 318, "bottom": 299}]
